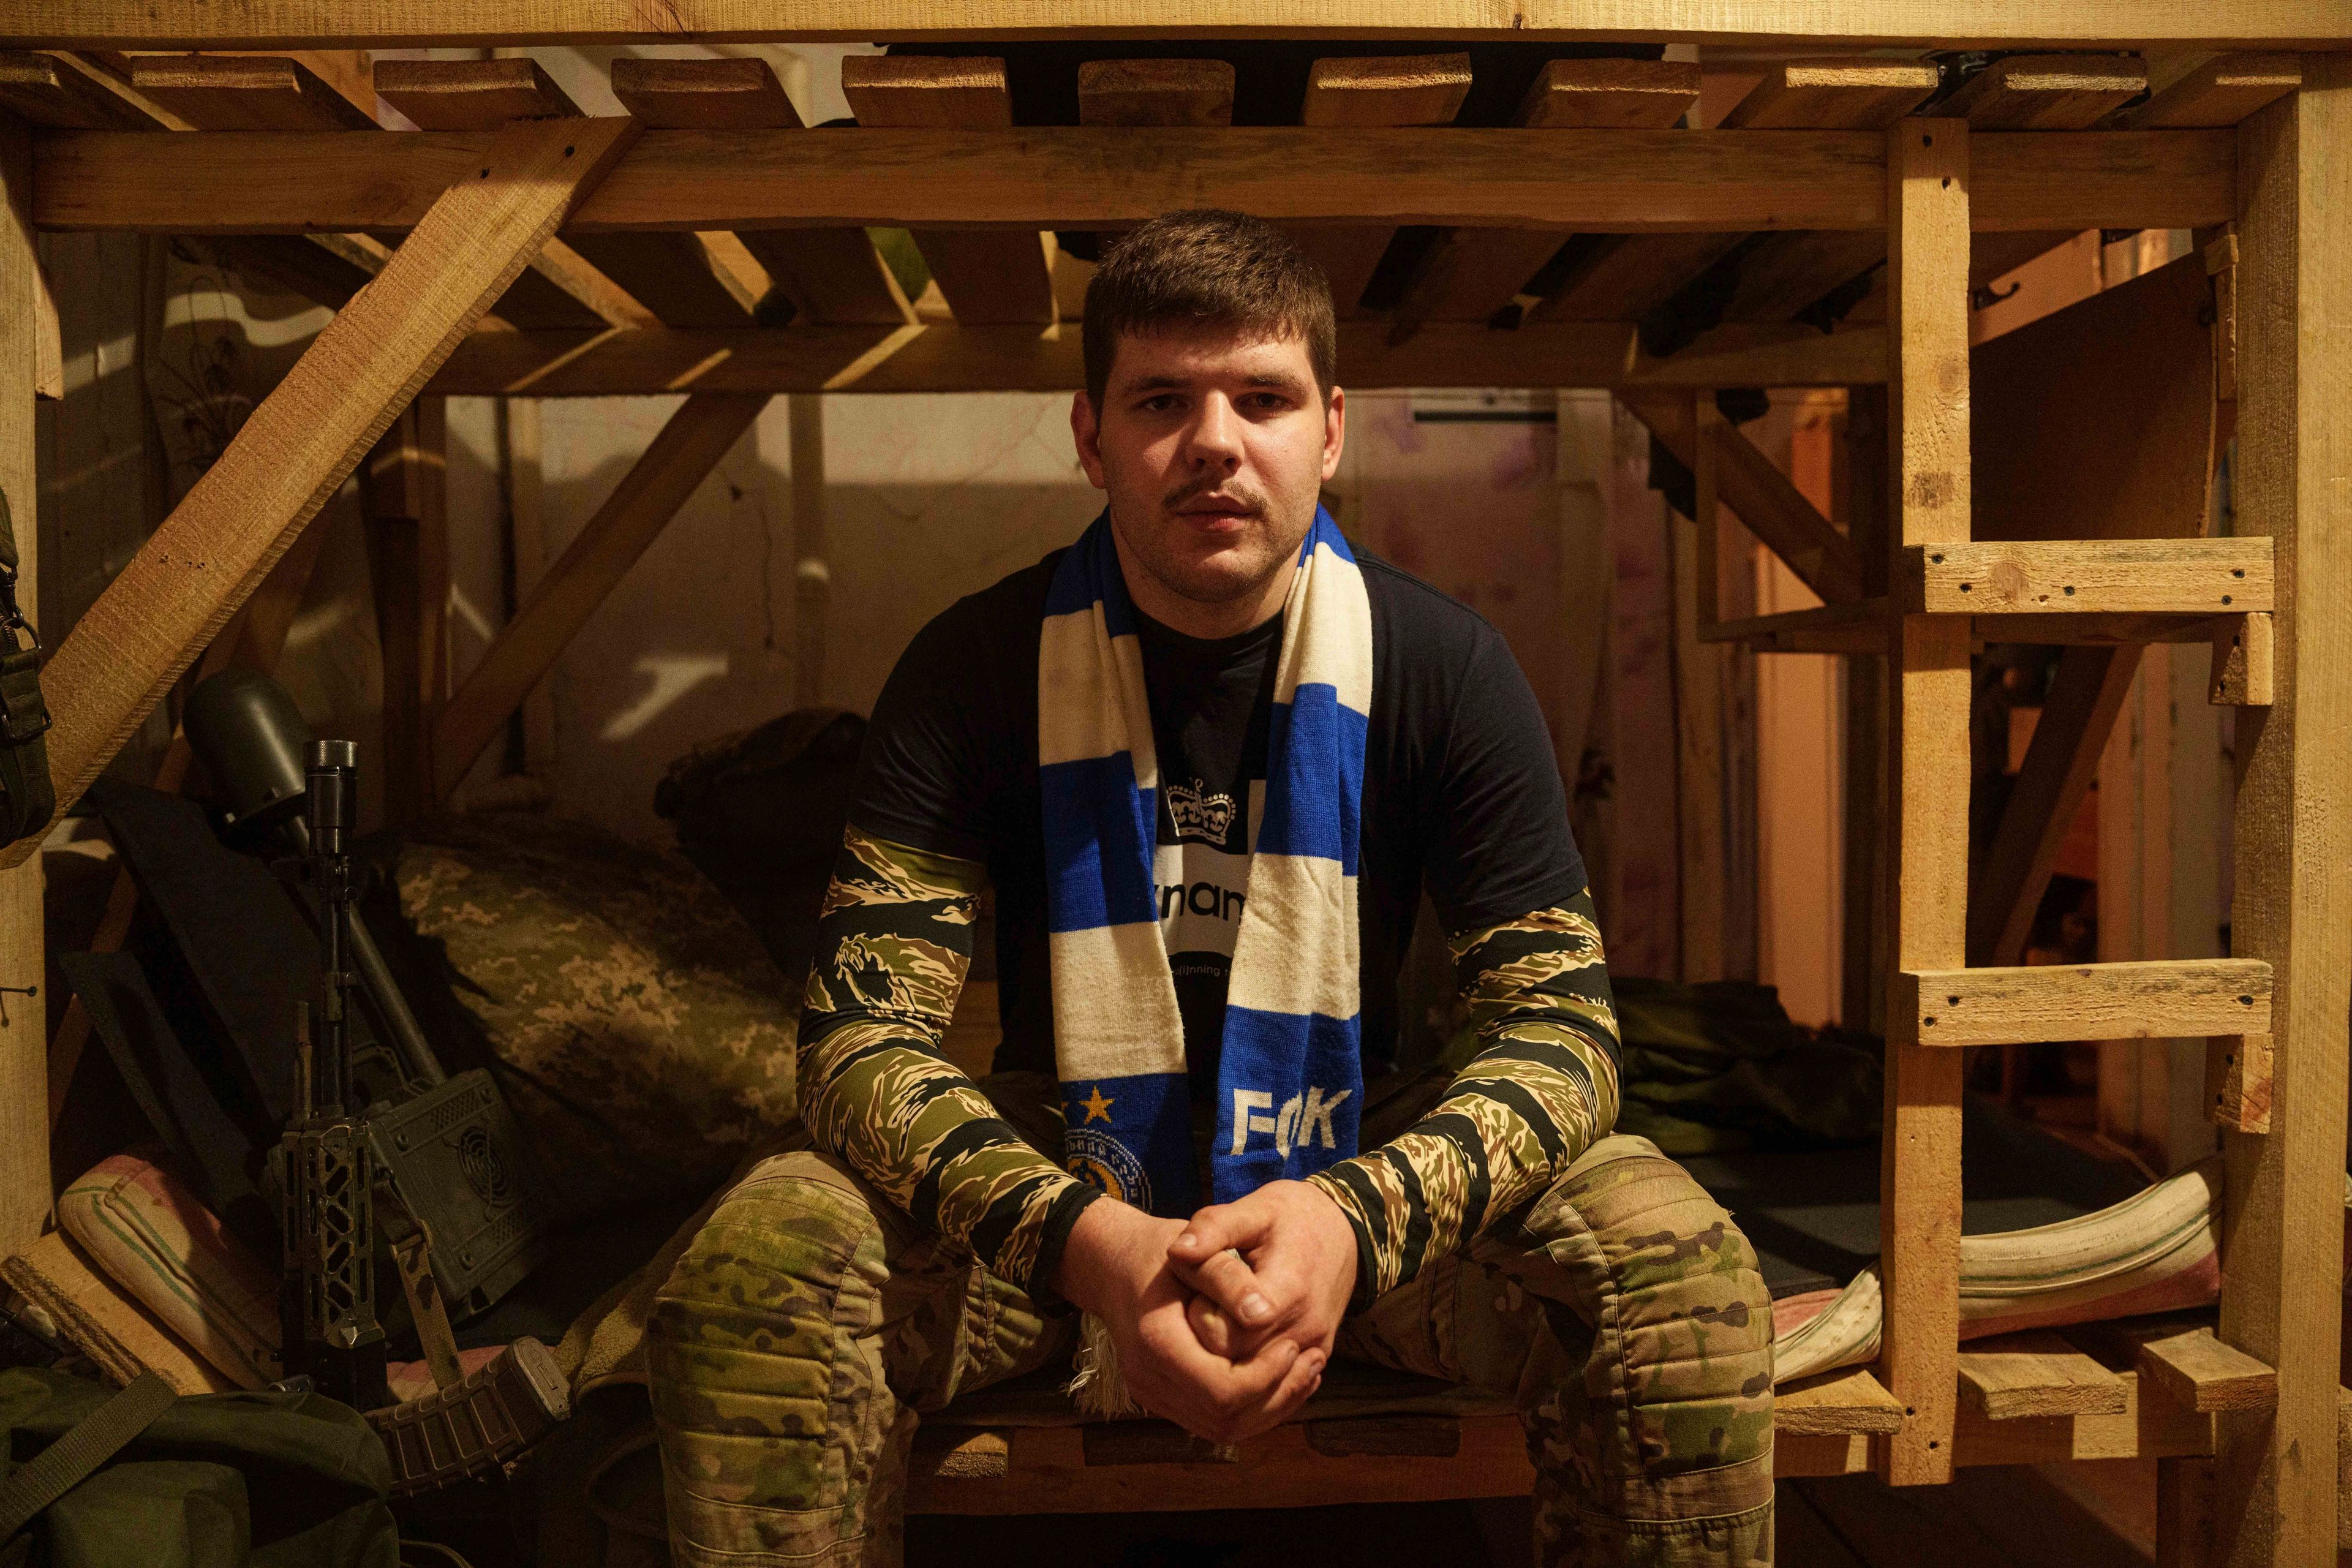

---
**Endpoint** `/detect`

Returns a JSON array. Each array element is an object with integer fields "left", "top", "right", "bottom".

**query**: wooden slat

[
  {"left": 1776, "top": 1365, "right": 1907, "bottom": 1436},
  {"left": 0, "top": 48, "right": 156, "bottom": 129},
  {"left": 1958, "top": 1332, "right": 2132, "bottom": 1420},
  {"left": 29, "top": 126, "right": 2238, "bottom": 236},
  {"left": 2209, "top": 611, "right": 2275, "bottom": 706},
  {"left": 9, "top": 116, "right": 639, "bottom": 867},
  {"left": 2206, "top": 1031, "right": 2272, "bottom": 1133},
  {"left": 127, "top": 50, "right": 375, "bottom": 129},
  {"left": 1720, "top": 57, "right": 1940, "bottom": 130},
  {"left": 1903, "top": 537, "right": 2272, "bottom": 616},
  {"left": 1286, "top": 53, "right": 1471, "bottom": 318},
  {"left": 1388, "top": 59, "right": 1695, "bottom": 337},
  {"left": 2215, "top": 73, "right": 2352, "bottom": 1567},
  {"left": 1779, "top": 1368, "right": 2214, "bottom": 1479},
  {"left": 2136, "top": 1330, "right": 2278, "bottom": 1414},
  {"left": 1076, "top": 57, "right": 1234, "bottom": 126},
  {"left": 840, "top": 55, "right": 1052, "bottom": 326},
  {"left": 379, "top": 56, "right": 760, "bottom": 330},
  {"left": 1624, "top": 390, "right": 1865, "bottom": 605},
  {"left": 1897, "top": 958, "right": 2273, "bottom": 1046},
  {"left": 431, "top": 391, "right": 767, "bottom": 802},
  {"left": 608, "top": 55, "right": 910, "bottom": 327},
  {"left": 2112, "top": 53, "right": 2302, "bottom": 130},
  {"left": 1879, "top": 114, "right": 1971, "bottom": 1491},
  {"left": 1942, "top": 53, "right": 2149, "bottom": 130},
  {"left": 1968, "top": 643, "right": 2141, "bottom": 967},
  {"left": 425, "top": 317, "right": 1885, "bottom": 396}
]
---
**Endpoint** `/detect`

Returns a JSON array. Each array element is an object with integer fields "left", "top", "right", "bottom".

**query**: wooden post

[
  {"left": 1839, "top": 385, "right": 1888, "bottom": 1034},
  {"left": 1672, "top": 424, "right": 1725, "bottom": 984},
  {"left": 0, "top": 107, "right": 45, "bottom": 1250},
  {"left": 1877, "top": 116, "right": 1972, "bottom": 1489},
  {"left": 2212, "top": 60, "right": 2352, "bottom": 1567},
  {"left": 363, "top": 396, "right": 447, "bottom": 826},
  {"left": 504, "top": 396, "right": 555, "bottom": 777},
  {"left": 788, "top": 394, "right": 826, "bottom": 709}
]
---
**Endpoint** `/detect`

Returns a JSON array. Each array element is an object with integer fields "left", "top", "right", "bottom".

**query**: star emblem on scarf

[{"left": 1079, "top": 1085, "right": 1116, "bottom": 1124}]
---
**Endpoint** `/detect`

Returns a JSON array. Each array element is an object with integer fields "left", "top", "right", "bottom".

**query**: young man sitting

[{"left": 647, "top": 209, "right": 1774, "bottom": 1567}]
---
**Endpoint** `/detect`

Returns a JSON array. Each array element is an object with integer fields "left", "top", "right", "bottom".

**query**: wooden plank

[
  {"left": 1968, "top": 643, "right": 2142, "bottom": 966},
  {"left": 1076, "top": 57, "right": 1234, "bottom": 125},
  {"left": 1782, "top": 1368, "right": 2214, "bottom": 1477},
  {"left": 2113, "top": 53, "right": 2303, "bottom": 129},
  {"left": 1958, "top": 1332, "right": 2132, "bottom": 1420},
  {"left": 608, "top": 55, "right": 910, "bottom": 327},
  {"left": 28, "top": 126, "right": 2240, "bottom": 236},
  {"left": 424, "top": 317, "right": 1886, "bottom": 396},
  {"left": 0, "top": 48, "right": 157, "bottom": 128},
  {"left": 1624, "top": 389, "right": 1866, "bottom": 605},
  {"left": 2215, "top": 66, "right": 2352, "bottom": 1568},
  {"left": 0, "top": 91, "right": 43, "bottom": 1252},
  {"left": 430, "top": 391, "right": 766, "bottom": 803},
  {"left": 2206, "top": 1030, "right": 2273, "bottom": 1134},
  {"left": 1386, "top": 58, "right": 1693, "bottom": 335},
  {"left": 1943, "top": 52, "right": 2149, "bottom": 130},
  {"left": 126, "top": 51, "right": 375, "bottom": 129},
  {"left": 1283, "top": 53, "right": 1471, "bottom": 318},
  {"left": 2137, "top": 1330, "right": 2278, "bottom": 1414},
  {"left": 1720, "top": 58, "right": 1940, "bottom": 129},
  {"left": 1902, "top": 537, "right": 2272, "bottom": 616},
  {"left": 1777, "top": 1366, "right": 1909, "bottom": 1436},
  {"left": 1895, "top": 958, "right": 2274, "bottom": 1046},
  {"left": 1879, "top": 115, "right": 1972, "bottom": 1492},
  {"left": 379, "top": 57, "right": 760, "bottom": 330},
  {"left": 839, "top": 55, "right": 1053, "bottom": 326},
  {"left": 1840, "top": 388, "right": 1890, "bottom": 1033},
  {"left": 10, "top": 116, "right": 638, "bottom": 867},
  {"left": 2209, "top": 611, "right": 2274, "bottom": 706}
]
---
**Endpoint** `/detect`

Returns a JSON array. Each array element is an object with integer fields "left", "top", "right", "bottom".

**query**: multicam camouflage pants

[{"left": 645, "top": 1080, "right": 1773, "bottom": 1568}]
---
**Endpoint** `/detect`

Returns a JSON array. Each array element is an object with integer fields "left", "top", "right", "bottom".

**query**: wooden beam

[
  {"left": 1894, "top": 958, "right": 2273, "bottom": 1046},
  {"left": 1902, "top": 537, "right": 2272, "bottom": 616},
  {"left": 1284, "top": 54, "right": 1472, "bottom": 318},
  {"left": 1386, "top": 59, "right": 1694, "bottom": 337},
  {"left": 28, "top": 126, "right": 2240, "bottom": 236},
  {"left": 2210, "top": 611, "right": 2275, "bottom": 706},
  {"left": 424, "top": 317, "right": 1887, "bottom": 397},
  {"left": 1943, "top": 52, "right": 2149, "bottom": 130},
  {"left": 1958, "top": 1332, "right": 2132, "bottom": 1420},
  {"left": 609, "top": 55, "right": 910, "bottom": 327},
  {"left": 1879, "top": 115, "right": 1972, "bottom": 1491},
  {"left": 12, "top": 116, "right": 638, "bottom": 867},
  {"left": 1624, "top": 389, "right": 1866, "bottom": 605},
  {"left": 1671, "top": 404, "right": 1726, "bottom": 983},
  {"left": 2112, "top": 53, "right": 2304, "bottom": 129},
  {"left": 377, "top": 57, "right": 760, "bottom": 330},
  {"left": 840, "top": 55, "right": 1053, "bottom": 326},
  {"left": 126, "top": 50, "right": 376, "bottom": 129},
  {"left": 0, "top": 86, "right": 46, "bottom": 1253},
  {"left": 1967, "top": 643, "right": 2142, "bottom": 966},
  {"left": 1840, "top": 386, "right": 1890, "bottom": 1034},
  {"left": 430, "top": 391, "right": 766, "bottom": 802},
  {"left": 2216, "top": 62, "right": 2352, "bottom": 1567}
]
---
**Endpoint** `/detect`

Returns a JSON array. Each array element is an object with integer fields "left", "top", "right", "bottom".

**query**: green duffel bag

[{"left": 0, "top": 1369, "right": 398, "bottom": 1568}]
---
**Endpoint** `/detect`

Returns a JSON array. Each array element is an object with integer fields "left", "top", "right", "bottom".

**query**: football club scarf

[{"left": 1039, "top": 506, "right": 1370, "bottom": 1221}]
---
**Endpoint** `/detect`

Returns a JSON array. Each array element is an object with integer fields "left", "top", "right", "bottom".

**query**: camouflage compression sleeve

[
  {"left": 798, "top": 827, "right": 1096, "bottom": 1297},
  {"left": 1306, "top": 891, "right": 1622, "bottom": 1306}
]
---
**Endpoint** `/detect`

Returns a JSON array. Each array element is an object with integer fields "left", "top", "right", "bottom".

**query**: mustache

[{"left": 1161, "top": 475, "right": 1268, "bottom": 513}]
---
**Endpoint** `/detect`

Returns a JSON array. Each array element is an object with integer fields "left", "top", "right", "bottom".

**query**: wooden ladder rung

[
  {"left": 1902, "top": 537, "right": 2274, "bottom": 616},
  {"left": 1895, "top": 958, "right": 2273, "bottom": 1046},
  {"left": 1958, "top": 1331, "right": 2131, "bottom": 1420}
]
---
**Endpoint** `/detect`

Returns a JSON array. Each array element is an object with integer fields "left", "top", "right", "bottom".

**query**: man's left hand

[{"left": 1167, "top": 1179, "right": 1357, "bottom": 1365}]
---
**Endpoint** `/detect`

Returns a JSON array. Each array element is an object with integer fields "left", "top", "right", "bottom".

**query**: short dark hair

[{"left": 1082, "top": 209, "right": 1338, "bottom": 409}]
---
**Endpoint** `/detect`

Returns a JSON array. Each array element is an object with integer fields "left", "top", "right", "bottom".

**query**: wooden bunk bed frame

[{"left": 0, "top": 7, "right": 2344, "bottom": 1563}]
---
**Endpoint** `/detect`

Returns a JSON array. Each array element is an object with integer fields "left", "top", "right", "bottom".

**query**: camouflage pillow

[{"left": 393, "top": 812, "right": 798, "bottom": 1207}]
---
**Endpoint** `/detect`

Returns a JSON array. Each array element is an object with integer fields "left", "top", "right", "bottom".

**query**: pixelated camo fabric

[{"left": 394, "top": 812, "right": 797, "bottom": 1208}]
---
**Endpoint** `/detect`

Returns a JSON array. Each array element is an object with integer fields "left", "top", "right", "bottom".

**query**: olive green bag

[{"left": 0, "top": 1370, "right": 398, "bottom": 1568}]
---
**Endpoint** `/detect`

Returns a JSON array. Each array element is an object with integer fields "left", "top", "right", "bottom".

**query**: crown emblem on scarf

[{"left": 1166, "top": 779, "right": 1235, "bottom": 842}]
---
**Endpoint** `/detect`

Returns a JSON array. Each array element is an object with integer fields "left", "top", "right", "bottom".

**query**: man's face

[{"left": 1072, "top": 325, "right": 1344, "bottom": 619}]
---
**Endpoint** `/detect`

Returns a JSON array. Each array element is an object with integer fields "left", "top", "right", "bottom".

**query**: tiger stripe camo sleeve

[
  {"left": 1306, "top": 891, "right": 1623, "bottom": 1306},
  {"left": 797, "top": 826, "right": 1098, "bottom": 1299}
]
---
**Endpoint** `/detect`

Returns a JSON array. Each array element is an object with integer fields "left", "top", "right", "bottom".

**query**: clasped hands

[{"left": 1052, "top": 1178, "right": 1357, "bottom": 1447}]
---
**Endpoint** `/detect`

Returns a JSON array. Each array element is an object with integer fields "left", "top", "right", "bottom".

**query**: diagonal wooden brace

[{"left": 12, "top": 115, "right": 639, "bottom": 867}]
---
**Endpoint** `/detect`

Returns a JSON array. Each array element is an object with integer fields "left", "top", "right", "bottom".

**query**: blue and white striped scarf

[{"left": 1040, "top": 508, "right": 1370, "bottom": 1218}]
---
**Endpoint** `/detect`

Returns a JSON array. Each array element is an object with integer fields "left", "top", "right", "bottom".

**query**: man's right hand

[{"left": 1054, "top": 1197, "right": 1325, "bottom": 1445}]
